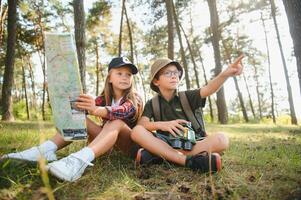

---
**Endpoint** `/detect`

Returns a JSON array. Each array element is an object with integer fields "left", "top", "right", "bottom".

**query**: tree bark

[
  {"left": 242, "top": 73, "right": 256, "bottom": 119},
  {"left": 197, "top": 48, "right": 214, "bottom": 122},
  {"left": 1, "top": 0, "right": 17, "bottom": 121},
  {"left": 26, "top": 55, "right": 37, "bottom": 110},
  {"left": 164, "top": 0, "right": 174, "bottom": 59},
  {"left": 0, "top": 4, "right": 8, "bottom": 48},
  {"left": 270, "top": 0, "right": 297, "bottom": 125},
  {"left": 261, "top": 12, "right": 276, "bottom": 123},
  {"left": 124, "top": 2, "right": 134, "bottom": 63},
  {"left": 221, "top": 39, "right": 249, "bottom": 122},
  {"left": 283, "top": 0, "right": 301, "bottom": 96},
  {"left": 21, "top": 58, "right": 30, "bottom": 120},
  {"left": 171, "top": 1, "right": 190, "bottom": 89},
  {"left": 180, "top": 24, "right": 200, "bottom": 88},
  {"left": 207, "top": 0, "right": 228, "bottom": 124},
  {"left": 118, "top": 0, "right": 125, "bottom": 57},
  {"left": 95, "top": 43, "right": 100, "bottom": 96},
  {"left": 73, "top": 0, "right": 87, "bottom": 93}
]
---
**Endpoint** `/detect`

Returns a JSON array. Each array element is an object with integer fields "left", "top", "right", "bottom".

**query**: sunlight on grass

[{"left": 1, "top": 122, "right": 301, "bottom": 199}]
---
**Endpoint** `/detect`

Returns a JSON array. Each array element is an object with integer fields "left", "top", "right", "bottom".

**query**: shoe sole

[
  {"left": 47, "top": 165, "right": 76, "bottom": 182},
  {"left": 135, "top": 148, "right": 143, "bottom": 167},
  {"left": 212, "top": 153, "right": 222, "bottom": 172}
]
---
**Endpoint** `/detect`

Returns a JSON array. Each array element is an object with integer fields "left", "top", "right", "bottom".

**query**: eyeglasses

[{"left": 162, "top": 70, "right": 182, "bottom": 78}]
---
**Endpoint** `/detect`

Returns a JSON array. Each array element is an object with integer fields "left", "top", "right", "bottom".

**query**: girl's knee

[{"left": 215, "top": 132, "right": 229, "bottom": 150}]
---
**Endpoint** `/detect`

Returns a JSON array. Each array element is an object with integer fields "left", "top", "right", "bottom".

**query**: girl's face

[
  {"left": 109, "top": 66, "right": 133, "bottom": 91},
  {"left": 153, "top": 64, "right": 181, "bottom": 91}
]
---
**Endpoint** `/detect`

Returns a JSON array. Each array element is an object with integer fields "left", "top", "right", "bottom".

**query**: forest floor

[{"left": 0, "top": 121, "right": 300, "bottom": 200}]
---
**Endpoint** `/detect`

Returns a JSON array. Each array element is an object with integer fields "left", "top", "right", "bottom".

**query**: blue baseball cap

[{"left": 108, "top": 57, "right": 138, "bottom": 74}]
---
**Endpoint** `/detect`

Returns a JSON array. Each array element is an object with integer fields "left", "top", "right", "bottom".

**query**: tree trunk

[
  {"left": 283, "top": 0, "right": 301, "bottom": 96},
  {"left": 0, "top": 4, "right": 8, "bottom": 48},
  {"left": 180, "top": 24, "right": 200, "bottom": 88},
  {"left": 197, "top": 48, "right": 214, "bottom": 122},
  {"left": 1, "top": 0, "right": 17, "bottom": 121},
  {"left": 261, "top": 12, "right": 276, "bottom": 123},
  {"left": 21, "top": 58, "right": 30, "bottom": 120},
  {"left": 171, "top": 1, "right": 190, "bottom": 89},
  {"left": 95, "top": 43, "right": 100, "bottom": 96},
  {"left": 164, "top": 0, "right": 174, "bottom": 59},
  {"left": 270, "top": 0, "right": 298, "bottom": 125},
  {"left": 124, "top": 2, "right": 134, "bottom": 63},
  {"left": 118, "top": 0, "right": 125, "bottom": 57},
  {"left": 73, "top": 0, "right": 87, "bottom": 93},
  {"left": 26, "top": 55, "right": 37, "bottom": 114},
  {"left": 242, "top": 73, "right": 256, "bottom": 119},
  {"left": 207, "top": 0, "right": 228, "bottom": 124},
  {"left": 252, "top": 63, "right": 263, "bottom": 119},
  {"left": 221, "top": 39, "right": 249, "bottom": 122}
]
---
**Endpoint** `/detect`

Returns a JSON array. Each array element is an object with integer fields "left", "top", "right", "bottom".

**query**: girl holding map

[{"left": 3, "top": 57, "right": 143, "bottom": 182}]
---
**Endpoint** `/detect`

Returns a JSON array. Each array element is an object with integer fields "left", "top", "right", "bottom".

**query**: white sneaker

[
  {"left": 2, "top": 147, "right": 57, "bottom": 162},
  {"left": 47, "top": 154, "right": 93, "bottom": 182}
]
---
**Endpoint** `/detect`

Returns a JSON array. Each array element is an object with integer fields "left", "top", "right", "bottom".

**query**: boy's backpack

[{"left": 151, "top": 91, "right": 206, "bottom": 139}]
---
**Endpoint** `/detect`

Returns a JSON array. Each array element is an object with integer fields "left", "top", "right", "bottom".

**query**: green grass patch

[{"left": 0, "top": 122, "right": 300, "bottom": 199}]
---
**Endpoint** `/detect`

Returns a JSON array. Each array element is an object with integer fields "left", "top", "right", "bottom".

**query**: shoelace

[{"left": 70, "top": 154, "right": 94, "bottom": 167}]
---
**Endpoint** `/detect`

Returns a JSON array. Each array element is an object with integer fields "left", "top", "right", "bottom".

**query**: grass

[{"left": 0, "top": 121, "right": 300, "bottom": 199}]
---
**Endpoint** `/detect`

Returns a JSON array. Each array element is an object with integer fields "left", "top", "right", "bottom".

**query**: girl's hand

[
  {"left": 157, "top": 119, "right": 188, "bottom": 137},
  {"left": 222, "top": 54, "right": 244, "bottom": 77},
  {"left": 75, "top": 94, "right": 98, "bottom": 114}
]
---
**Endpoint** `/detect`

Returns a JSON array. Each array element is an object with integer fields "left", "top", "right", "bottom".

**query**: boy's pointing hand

[{"left": 223, "top": 54, "right": 244, "bottom": 77}]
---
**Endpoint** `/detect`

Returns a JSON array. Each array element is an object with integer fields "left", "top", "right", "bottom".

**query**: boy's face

[{"left": 153, "top": 64, "right": 181, "bottom": 92}]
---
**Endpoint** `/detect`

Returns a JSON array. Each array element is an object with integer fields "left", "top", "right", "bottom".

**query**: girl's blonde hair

[{"left": 100, "top": 70, "right": 143, "bottom": 122}]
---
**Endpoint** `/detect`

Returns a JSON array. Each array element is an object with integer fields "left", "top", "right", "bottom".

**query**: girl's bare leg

[
  {"left": 88, "top": 120, "right": 132, "bottom": 158},
  {"left": 50, "top": 117, "right": 103, "bottom": 149}
]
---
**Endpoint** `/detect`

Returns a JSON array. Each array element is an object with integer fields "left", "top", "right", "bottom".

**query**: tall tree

[
  {"left": 118, "top": 0, "right": 125, "bottom": 57},
  {"left": 73, "top": 0, "right": 87, "bottom": 93},
  {"left": 0, "top": 3, "right": 8, "bottom": 48},
  {"left": 207, "top": 0, "right": 228, "bottom": 124},
  {"left": 180, "top": 24, "right": 200, "bottom": 88},
  {"left": 283, "top": 0, "right": 301, "bottom": 96},
  {"left": 222, "top": 39, "right": 249, "bottom": 122},
  {"left": 196, "top": 46, "right": 214, "bottom": 122},
  {"left": 260, "top": 12, "right": 276, "bottom": 123},
  {"left": 1, "top": 0, "right": 17, "bottom": 121},
  {"left": 164, "top": 0, "right": 174, "bottom": 59},
  {"left": 270, "top": 0, "right": 297, "bottom": 125},
  {"left": 171, "top": 0, "right": 190, "bottom": 89},
  {"left": 124, "top": 1, "right": 134, "bottom": 63},
  {"left": 21, "top": 57, "right": 30, "bottom": 120}
]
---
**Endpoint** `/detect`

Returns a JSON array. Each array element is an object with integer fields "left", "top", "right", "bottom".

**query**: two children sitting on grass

[{"left": 2, "top": 55, "right": 244, "bottom": 182}]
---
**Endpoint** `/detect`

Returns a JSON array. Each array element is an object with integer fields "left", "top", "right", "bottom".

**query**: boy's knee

[
  {"left": 215, "top": 132, "right": 229, "bottom": 150},
  {"left": 131, "top": 125, "right": 146, "bottom": 141}
]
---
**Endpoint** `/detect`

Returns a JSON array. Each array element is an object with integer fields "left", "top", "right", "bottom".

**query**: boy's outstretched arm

[
  {"left": 138, "top": 116, "right": 188, "bottom": 137},
  {"left": 200, "top": 54, "right": 244, "bottom": 98}
]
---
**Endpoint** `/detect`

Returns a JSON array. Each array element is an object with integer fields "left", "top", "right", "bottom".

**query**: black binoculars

[{"left": 169, "top": 123, "right": 196, "bottom": 151}]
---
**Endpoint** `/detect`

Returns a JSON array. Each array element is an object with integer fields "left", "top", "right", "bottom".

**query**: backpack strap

[
  {"left": 151, "top": 95, "right": 161, "bottom": 121},
  {"left": 178, "top": 91, "right": 201, "bottom": 133}
]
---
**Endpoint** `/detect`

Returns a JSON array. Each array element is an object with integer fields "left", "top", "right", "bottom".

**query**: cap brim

[{"left": 112, "top": 63, "right": 138, "bottom": 74}]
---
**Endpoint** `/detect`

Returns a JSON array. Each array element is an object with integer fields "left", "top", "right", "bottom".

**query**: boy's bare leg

[
  {"left": 88, "top": 120, "right": 132, "bottom": 157},
  {"left": 184, "top": 133, "right": 229, "bottom": 156},
  {"left": 131, "top": 125, "right": 187, "bottom": 166}
]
